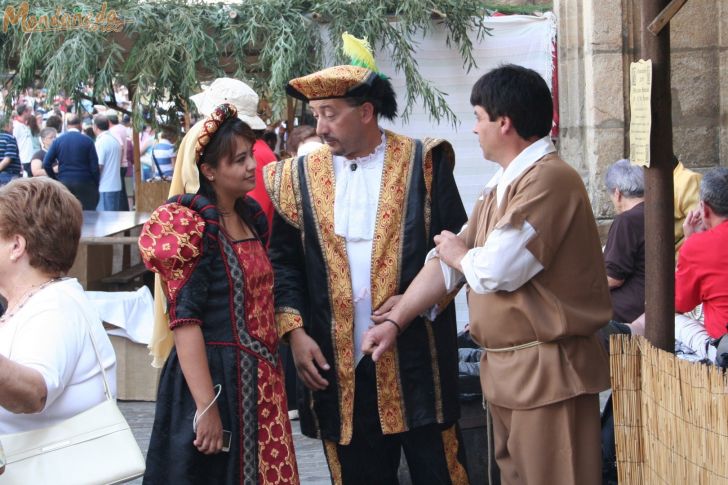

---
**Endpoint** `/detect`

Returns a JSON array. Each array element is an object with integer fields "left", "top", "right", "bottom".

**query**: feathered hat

[{"left": 286, "top": 33, "right": 388, "bottom": 102}]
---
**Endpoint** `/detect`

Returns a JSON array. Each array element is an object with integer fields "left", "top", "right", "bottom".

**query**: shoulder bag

[{"left": 0, "top": 297, "right": 146, "bottom": 484}]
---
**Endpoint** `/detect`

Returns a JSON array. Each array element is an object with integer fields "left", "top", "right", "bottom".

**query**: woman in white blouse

[{"left": 0, "top": 178, "right": 116, "bottom": 434}]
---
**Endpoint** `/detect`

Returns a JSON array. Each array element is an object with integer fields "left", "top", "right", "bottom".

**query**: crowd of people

[
  {"left": 1, "top": 33, "right": 727, "bottom": 485},
  {"left": 0, "top": 88, "right": 178, "bottom": 211}
]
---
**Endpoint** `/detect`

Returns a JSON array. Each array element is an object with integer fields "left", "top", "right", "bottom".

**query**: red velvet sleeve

[{"left": 138, "top": 203, "right": 206, "bottom": 309}]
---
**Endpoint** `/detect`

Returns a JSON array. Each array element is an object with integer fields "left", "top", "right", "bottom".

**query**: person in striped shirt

[{"left": 0, "top": 118, "right": 22, "bottom": 186}]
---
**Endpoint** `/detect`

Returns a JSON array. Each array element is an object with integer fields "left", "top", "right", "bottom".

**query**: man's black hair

[
  {"left": 345, "top": 75, "right": 398, "bottom": 121},
  {"left": 470, "top": 64, "right": 552, "bottom": 140},
  {"left": 45, "top": 115, "right": 62, "bottom": 132}
]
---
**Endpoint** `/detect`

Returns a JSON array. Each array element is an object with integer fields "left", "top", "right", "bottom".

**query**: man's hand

[
  {"left": 372, "top": 295, "right": 402, "bottom": 319},
  {"left": 289, "top": 328, "right": 330, "bottom": 390},
  {"left": 361, "top": 320, "right": 399, "bottom": 362},
  {"left": 367, "top": 294, "right": 404, "bottom": 361},
  {"left": 433, "top": 230, "right": 468, "bottom": 271},
  {"left": 683, "top": 208, "right": 705, "bottom": 239}
]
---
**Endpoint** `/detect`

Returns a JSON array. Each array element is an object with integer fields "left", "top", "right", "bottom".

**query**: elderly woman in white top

[{"left": 0, "top": 178, "right": 116, "bottom": 434}]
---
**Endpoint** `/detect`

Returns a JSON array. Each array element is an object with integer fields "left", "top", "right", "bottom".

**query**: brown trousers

[{"left": 489, "top": 393, "right": 602, "bottom": 485}]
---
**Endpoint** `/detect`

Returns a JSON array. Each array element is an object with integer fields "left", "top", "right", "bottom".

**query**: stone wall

[{"left": 555, "top": 0, "right": 727, "bottom": 220}]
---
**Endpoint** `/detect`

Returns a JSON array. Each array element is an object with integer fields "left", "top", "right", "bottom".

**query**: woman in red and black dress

[{"left": 139, "top": 104, "right": 298, "bottom": 484}]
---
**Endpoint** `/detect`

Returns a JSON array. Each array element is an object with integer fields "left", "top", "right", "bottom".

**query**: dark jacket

[
  {"left": 43, "top": 130, "right": 99, "bottom": 185},
  {"left": 264, "top": 131, "right": 468, "bottom": 444}
]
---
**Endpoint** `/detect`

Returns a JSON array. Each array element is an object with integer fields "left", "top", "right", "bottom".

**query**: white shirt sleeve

[
  {"left": 425, "top": 223, "right": 469, "bottom": 292},
  {"left": 459, "top": 221, "right": 544, "bottom": 294},
  {"left": 675, "top": 313, "right": 716, "bottom": 360}
]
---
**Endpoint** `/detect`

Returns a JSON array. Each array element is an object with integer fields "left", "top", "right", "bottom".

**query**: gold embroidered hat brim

[{"left": 286, "top": 65, "right": 378, "bottom": 101}]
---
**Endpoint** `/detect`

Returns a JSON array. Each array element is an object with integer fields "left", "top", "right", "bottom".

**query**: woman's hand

[
  {"left": 193, "top": 402, "right": 223, "bottom": 455},
  {"left": 173, "top": 325, "right": 223, "bottom": 454}
]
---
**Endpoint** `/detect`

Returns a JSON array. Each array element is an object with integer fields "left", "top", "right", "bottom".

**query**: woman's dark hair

[
  {"left": 470, "top": 64, "right": 553, "bottom": 140},
  {"left": 27, "top": 114, "right": 40, "bottom": 136},
  {"left": 197, "top": 117, "right": 259, "bottom": 230}
]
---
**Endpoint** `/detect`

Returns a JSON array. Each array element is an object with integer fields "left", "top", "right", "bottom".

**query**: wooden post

[
  {"left": 127, "top": 85, "right": 142, "bottom": 208},
  {"left": 641, "top": 0, "right": 675, "bottom": 352},
  {"left": 132, "top": 125, "right": 142, "bottom": 205}
]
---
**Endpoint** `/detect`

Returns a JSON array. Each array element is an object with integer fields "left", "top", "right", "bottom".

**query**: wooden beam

[
  {"left": 648, "top": 0, "right": 688, "bottom": 36},
  {"left": 642, "top": 0, "right": 675, "bottom": 353}
]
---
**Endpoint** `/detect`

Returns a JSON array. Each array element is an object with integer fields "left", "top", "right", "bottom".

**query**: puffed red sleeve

[{"left": 139, "top": 203, "right": 207, "bottom": 329}]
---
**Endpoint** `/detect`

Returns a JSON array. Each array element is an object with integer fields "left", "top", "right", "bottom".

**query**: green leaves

[{"left": 1, "top": 0, "right": 492, "bottom": 127}]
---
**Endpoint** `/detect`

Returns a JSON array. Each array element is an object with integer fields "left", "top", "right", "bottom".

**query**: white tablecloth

[{"left": 86, "top": 286, "right": 154, "bottom": 344}]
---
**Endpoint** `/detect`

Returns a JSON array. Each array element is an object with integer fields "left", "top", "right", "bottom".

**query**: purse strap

[
  {"left": 83, "top": 314, "right": 114, "bottom": 401},
  {"left": 63, "top": 286, "right": 115, "bottom": 402}
]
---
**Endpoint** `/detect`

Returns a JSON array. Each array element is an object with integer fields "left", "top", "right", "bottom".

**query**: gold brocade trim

[
  {"left": 291, "top": 156, "right": 305, "bottom": 242},
  {"left": 422, "top": 137, "right": 454, "bottom": 170},
  {"left": 425, "top": 321, "right": 444, "bottom": 422},
  {"left": 323, "top": 440, "right": 343, "bottom": 485},
  {"left": 421, "top": 138, "right": 454, "bottom": 241},
  {"left": 442, "top": 425, "right": 470, "bottom": 485},
  {"left": 257, "top": 364, "right": 299, "bottom": 484},
  {"left": 264, "top": 158, "right": 301, "bottom": 229},
  {"left": 371, "top": 130, "right": 414, "bottom": 435},
  {"left": 275, "top": 308, "right": 304, "bottom": 338},
  {"left": 303, "top": 147, "right": 356, "bottom": 445},
  {"left": 422, "top": 147, "right": 434, "bottom": 239},
  {"left": 289, "top": 65, "right": 371, "bottom": 100}
]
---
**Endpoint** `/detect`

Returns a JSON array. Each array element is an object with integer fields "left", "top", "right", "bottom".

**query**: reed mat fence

[{"left": 611, "top": 335, "right": 728, "bottom": 484}]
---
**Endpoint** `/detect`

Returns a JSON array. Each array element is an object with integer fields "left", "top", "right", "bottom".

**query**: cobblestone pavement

[
  {"left": 119, "top": 401, "right": 331, "bottom": 485},
  {"left": 120, "top": 392, "right": 611, "bottom": 484}
]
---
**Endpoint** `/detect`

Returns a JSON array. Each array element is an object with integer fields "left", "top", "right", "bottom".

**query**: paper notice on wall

[{"left": 629, "top": 59, "right": 652, "bottom": 167}]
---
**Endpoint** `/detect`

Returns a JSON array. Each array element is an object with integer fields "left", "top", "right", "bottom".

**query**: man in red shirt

[{"left": 675, "top": 168, "right": 728, "bottom": 364}]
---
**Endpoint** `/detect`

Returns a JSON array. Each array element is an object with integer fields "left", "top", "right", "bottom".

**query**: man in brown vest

[{"left": 363, "top": 64, "right": 612, "bottom": 484}]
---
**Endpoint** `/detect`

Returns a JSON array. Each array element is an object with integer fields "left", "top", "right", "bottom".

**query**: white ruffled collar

[
  {"left": 333, "top": 132, "right": 387, "bottom": 241},
  {"left": 337, "top": 132, "right": 386, "bottom": 169}
]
